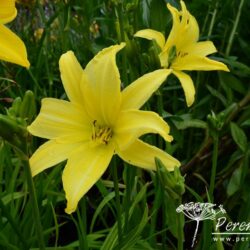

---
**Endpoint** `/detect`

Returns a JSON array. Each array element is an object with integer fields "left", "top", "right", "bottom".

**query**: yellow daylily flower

[
  {"left": 28, "top": 43, "right": 180, "bottom": 214},
  {"left": 134, "top": 0, "right": 229, "bottom": 107},
  {"left": 0, "top": 0, "right": 30, "bottom": 67}
]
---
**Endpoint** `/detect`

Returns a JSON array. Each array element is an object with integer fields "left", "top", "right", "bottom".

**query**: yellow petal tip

[
  {"left": 222, "top": 65, "right": 230, "bottom": 72},
  {"left": 24, "top": 60, "right": 30, "bottom": 68},
  {"left": 59, "top": 50, "right": 74, "bottom": 64},
  {"left": 187, "top": 99, "right": 194, "bottom": 107},
  {"left": 165, "top": 135, "right": 174, "bottom": 142},
  {"left": 65, "top": 206, "right": 75, "bottom": 214}
]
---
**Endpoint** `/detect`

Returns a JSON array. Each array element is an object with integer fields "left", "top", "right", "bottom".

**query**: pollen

[{"left": 91, "top": 120, "right": 113, "bottom": 145}]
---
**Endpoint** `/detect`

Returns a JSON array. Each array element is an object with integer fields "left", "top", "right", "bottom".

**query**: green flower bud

[
  {"left": 7, "top": 97, "right": 22, "bottom": 117},
  {"left": 207, "top": 103, "right": 237, "bottom": 135},
  {"left": 20, "top": 90, "right": 36, "bottom": 124},
  {"left": 168, "top": 45, "right": 177, "bottom": 67},
  {"left": 155, "top": 157, "right": 185, "bottom": 200}
]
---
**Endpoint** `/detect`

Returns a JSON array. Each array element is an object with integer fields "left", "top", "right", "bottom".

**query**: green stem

[
  {"left": 177, "top": 199, "right": 184, "bottom": 250},
  {"left": 207, "top": 0, "right": 219, "bottom": 39},
  {"left": 149, "top": 176, "right": 162, "bottom": 246},
  {"left": 111, "top": 159, "right": 123, "bottom": 243},
  {"left": 124, "top": 164, "right": 135, "bottom": 234},
  {"left": 209, "top": 134, "right": 219, "bottom": 203},
  {"left": 201, "top": 3, "right": 211, "bottom": 35},
  {"left": 17, "top": 145, "right": 45, "bottom": 250},
  {"left": 225, "top": 0, "right": 245, "bottom": 56},
  {"left": 116, "top": 3, "right": 129, "bottom": 86}
]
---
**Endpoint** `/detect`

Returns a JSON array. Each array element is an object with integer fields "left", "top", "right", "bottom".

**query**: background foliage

[{"left": 0, "top": 0, "right": 249, "bottom": 249}]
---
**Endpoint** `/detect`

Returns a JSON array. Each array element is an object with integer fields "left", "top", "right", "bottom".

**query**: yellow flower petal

[
  {"left": 59, "top": 51, "right": 85, "bottom": 105},
  {"left": 184, "top": 41, "right": 217, "bottom": 57},
  {"left": 172, "top": 70, "right": 195, "bottom": 107},
  {"left": 159, "top": 50, "right": 169, "bottom": 68},
  {"left": 0, "top": 0, "right": 16, "bottom": 24},
  {"left": 164, "top": 3, "right": 182, "bottom": 50},
  {"left": 172, "top": 54, "right": 229, "bottom": 72},
  {"left": 114, "top": 110, "right": 173, "bottom": 150},
  {"left": 121, "top": 69, "right": 172, "bottom": 110},
  {"left": 0, "top": 24, "right": 29, "bottom": 67},
  {"left": 179, "top": 1, "right": 199, "bottom": 44},
  {"left": 83, "top": 43, "right": 125, "bottom": 125},
  {"left": 117, "top": 139, "right": 180, "bottom": 171},
  {"left": 30, "top": 140, "right": 82, "bottom": 177},
  {"left": 63, "top": 144, "right": 114, "bottom": 214},
  {"left": 134, "top": 29, "right": 166, "bottom": 50},
  {"left": 27, "top": 98, "right": 91, "bottom": 142},
  {"left": 165, "top": 1, "right": 199, "bottom": 51}
]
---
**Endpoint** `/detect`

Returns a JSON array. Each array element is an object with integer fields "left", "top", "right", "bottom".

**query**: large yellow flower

[
  {"left": 134, "top": 1, "right": 229, "bottom": 107},
  {"left": 0, "top": 0, "right": 29, "bottom": 67},
  {"left": 28, "top": 44, "right": 180, "bottom": 214}
]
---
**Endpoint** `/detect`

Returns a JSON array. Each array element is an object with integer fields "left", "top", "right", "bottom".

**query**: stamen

[{"left": 91, "top": 120, "right": 113, "bottom": 145}]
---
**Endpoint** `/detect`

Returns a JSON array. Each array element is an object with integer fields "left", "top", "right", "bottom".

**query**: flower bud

[
  {"left": 8, "top": 97, "right": 22, "bottom": 117},
  {"left": 20, "top": 90, "right": 36, "bottom": 124},
  {"left": 155, "top": 157, "right": 185, "bottom": 200}
]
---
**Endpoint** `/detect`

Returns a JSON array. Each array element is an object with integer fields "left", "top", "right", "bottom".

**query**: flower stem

[
  {"left": 209, "top": 134, "right": 219, "bottom": 203},
  {"left": 111, "top": 158, "right": 123, "bottom": 243},
  {"left": 124, "top": 164, "right": 135, "bottom": 234},
  {"left": 20, "top": 146, "right": 45, "bottom": 250},
  {"left": 225, "top": 0, "right": 245, "bottom": 56},
  {"left": 207, "top": 0, "right": 219, "bottom": 39},
  {"left": 116, "top": 2, "right": 129, "bottom": 86}
]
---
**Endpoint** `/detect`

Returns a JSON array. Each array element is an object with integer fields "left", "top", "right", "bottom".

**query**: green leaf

[
  {"left": 164, "top": 193, "right": 184, "bottom": 238},
  {"left": 173, "top": 119, "right": 207, "bottom": 130},
  {"left": 241, "top": 119, "right": 250, "bottom": 127},
  {"left": 206, "top": 84, "right": 227, "bottom": 106},
  {"left": 101, "top": 184, "right": 148, "bottom": 250},
  {"left": 227, "top": 167, "right": 242, "bottom": 196},
  {"left": 219, "top": 72, "right": 246, "bottom": 94},
  {"left": 221, "top": 57, "right": 250, "bottom": 77},
  {"left": 230, "top": 122, "right": 248, "bottom": 152},
  {"left": 90, "top": 191, "right": 116, "bottom": 232},
  {"left": 2, "top": 192, "right": 25, "bottom": 205},
  {"left": 113, "top": 205, "right": 149, "bottom": 250}
]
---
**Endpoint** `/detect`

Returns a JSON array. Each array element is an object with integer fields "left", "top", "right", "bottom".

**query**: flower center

[{"left": 91, "top": 120, "right": 113, "bottom": 145}]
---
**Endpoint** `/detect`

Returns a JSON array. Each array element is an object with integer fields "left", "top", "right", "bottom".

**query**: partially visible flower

[
  {"left": 89, "top": 20, "right": 100, "bottom": 39},
  {"left": 134, "top": 1, "right": 229, "bottom": 107},
  {"left": 0, "top": 0, "right": 29, "bottom": 67},
  {"left": 28, "top": 43, "right": 180, "bottom": 214},
  {"left": 34, "top": 28, "right": 44, "bottom": 41}
]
